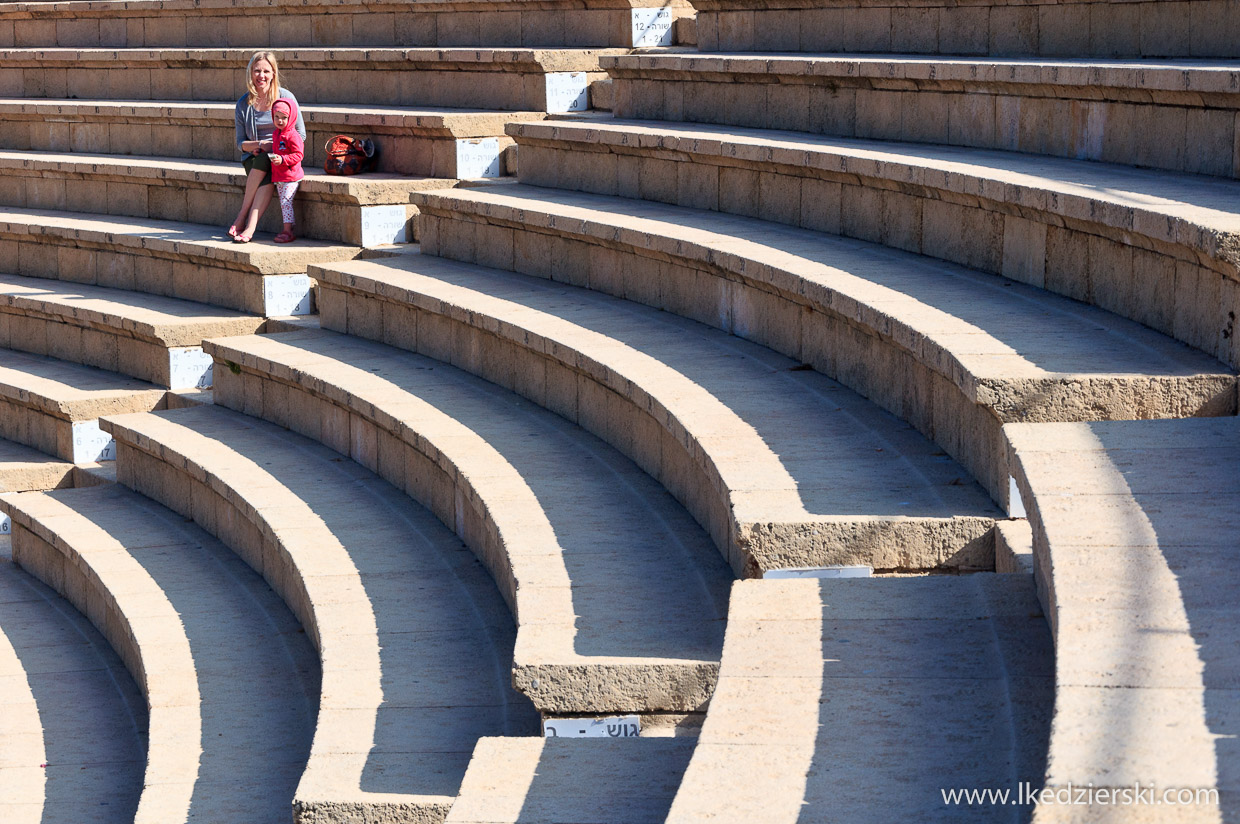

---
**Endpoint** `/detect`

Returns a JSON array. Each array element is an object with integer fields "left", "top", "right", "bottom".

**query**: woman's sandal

[
  {"left": 227, "top": 224, "right": 240, "bottom": 239},
  {"left": 233, "top": 232, "right": 252, "bottom": 244},
  {"left": 273, "top": 231, "right": 296, "bottom": 244}
]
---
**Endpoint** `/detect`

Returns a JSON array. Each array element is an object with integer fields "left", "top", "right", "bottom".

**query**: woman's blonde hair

[{"left": 245, "top": 51, "right": 281, "bottom": 109}]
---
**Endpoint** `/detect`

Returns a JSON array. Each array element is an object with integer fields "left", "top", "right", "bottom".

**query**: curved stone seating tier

[
  {"left": 0, "top": 484, "right": 319, "bottom": 823},
  {"left": 0, "top": 533, "right": 145, "bottom": 824},
  {"left": 0, "top": 151, "right": 450, "bottom": 244},
  {"left": 0, "top": 274, "right": 264, "bottom": 388},
  {"left": 0, "top": 437, "right": 73, "bottom": 492},
  {"left": 666, "top": 575, "right": 1054, "bottom": 822},
  {"left": 410, "top": 184, "right": 1237, "bottom": 508},
  {"left": 0, "top": 207, "right": 356, "bottom": 314},
  {"left": 0, "top": 348, "right": 166, "bottom": 462},
  {"left": 1006, "top": 418, "right": 1238, "bottom": 820},
  {"left": 601, "top": 54, "right": 1240, "bottom": 178},
  {"left": 510, "top": 119, "right": 1240, "bottom": 367},
  {"left": 687, "top": 0, "right": 1239, "bottom": 57},
  {"left": 0, "top": 48, "right": 623, "bottom": 110},
  {"left": 203, "top": 327, "right": 731, "bottom": 714},
  {"left": 97, "top": 404, "right": 539, "bottom": 822},
  {"left": 445, "top": 737, "right": 696, "bottom": 823},
  {"left": 0, "top": 0, "right": 691, "bottom": 49},
  {"left": 0, "top": 101, "right": 544, "bottom": 177},
  {"left": 312, "top": 254, "right": 1001, "bottom": 575}
]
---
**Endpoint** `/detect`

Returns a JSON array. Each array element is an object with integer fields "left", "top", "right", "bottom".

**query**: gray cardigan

[{"left": 235, "top": 89, "right": 306, "bottom": 158}]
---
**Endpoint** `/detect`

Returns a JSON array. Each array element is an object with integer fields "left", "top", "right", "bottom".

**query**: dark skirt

[{"left": 242, "top": 152, "right": 274, "bottom": 186}]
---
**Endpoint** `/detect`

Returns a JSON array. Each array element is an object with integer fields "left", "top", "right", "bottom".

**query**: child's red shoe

[{"left": 273, "top": 231, "right": 297, "bottom": 244}]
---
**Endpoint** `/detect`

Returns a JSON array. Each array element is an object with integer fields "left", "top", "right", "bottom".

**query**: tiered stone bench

[
  {"left": 409, "top": 184, "right": 1237, "bottom": 506},
  {"left": 0, "top": 531, "right": 145, "bottom": 824},
  {"left": 445, "top": 737, "right": 696, "bottom": 823},
  {"left": 665, "top": 575, "right": 1054, "bottom": 821},
  {"left": 0, "top": 484, "right": 318, "bottom": 823},
  {"left": 0, "top": 208, "right": 356, "bottom": 314},
  {"left": 313, "top": 253, "right": 1001, "bottom": 574},
  {"left": 99, "top": 404, "right": 539, "bottom": 822},
  {"left": 509, "top": 120, "right": 1240, "bottom": 366},
  {"left": 0, "top": 274, "right": 264, "bottom": 388},
  {"left": 0, "top": 152, "right": 450, "bottom": 245},
  {"left": 0, "top": 349, "right": 166, "bottom": 462},
  {"left": 204, "top": 327, "right": 731, "bottom": 714},
  {"left": 0, "top": 48, "right": 624, "bottom": 111},
  {"left": 0, "top": 437, "right": 73, "bottom": 494},
  {"left": 687, "top": 0, "right": 1239, "bottom": 57},
  {"left": 601, "top": 55, "right": 1240, "bottom": 177},
  {"left": 1006, "top": 418, "right": 1238, "bottom": 820},
  {"left": 0, "top": 0, "right": 690, "bottom": 49},
  {"left": 0, "top": 100, "right": 546, "bottom": 177}
]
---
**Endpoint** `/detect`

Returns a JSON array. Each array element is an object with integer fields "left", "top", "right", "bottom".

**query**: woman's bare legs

[
  {"left": 229, "top": 167, "right": 268, "bottom": 237},
  {"left": 235, "top": 183, "right": 275, "bottom": 243}
]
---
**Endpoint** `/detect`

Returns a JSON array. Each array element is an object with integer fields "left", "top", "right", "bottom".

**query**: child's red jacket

[{"left": 270, "top": 98, "right": 305, "bottom": 183}]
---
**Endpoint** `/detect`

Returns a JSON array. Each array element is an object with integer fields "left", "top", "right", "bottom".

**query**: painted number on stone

[
  {"left": 631, "top": 8, "right": 674, "bottom": 47},
  {"left": 71, "top": 420, "right": 116, "bottom": 463},
  {"left": 360, "top": 205, "right": 409, "bottom": 247},
  {"left": 263, "top": 274, "right": 313, "bottom": 316},
  {"left": 455, "top": 138, "right": 502, "bottom": 179},
  {"left": 168, "top": 347, "right": 214, "bottom": 390},
  {"left": 0, "top": 513, "right": 10, "bottom": 535},
  {"left": 545, "top": 73, "right": 589, "bottom": 113},
  {"left": 543, "top": 715, "right": 641, "bottom": 738}
]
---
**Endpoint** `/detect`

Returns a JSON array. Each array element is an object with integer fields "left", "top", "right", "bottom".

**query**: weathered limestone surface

[
  {"left": 445, "top": 737, "right": 696, "bottom": 823},
  {"left": 0, "top": 348, "right": 166, "bottom": 461},
  {"left": 0, "top": 533, "right": 145, "bottom": 824},
  {"left": 1006, "top": 418, "right": 1239, "bottom": 821},
  {"left": 99, "top": 404, "right": 539, "bottom": 823},
  {"left": 603, "top": 54, "right": 1240, "bottom": 177},
  {"left": 314, "top": 253, "right": 1001, "bottom": 574},
  {"left": 666, "top": 575, "right": 1054, "bottom": 822},
  {"left": 0, "top": 0, "right": 692, "bottom": 49},
  {"left": 0, "top": 274, "right": 264, "bottom": 387},
  {"left": 0, "top": 437, "right": 73, "bottom": 492},
  {"left": 0, "top": 47, "right": 621, "bottom": 110},
  {"left": 0, "top": 151, "right": 446, "bottom": 244},
  {"left": 687, "top": 0, "right": 1240, "bottom": 57},
  {"left": 511, "top": 120, "right": 1240, "bottom": 324},
  {"left": 0, "top": 484, "right": 319, "bottom": 824},
  {"left": 0, "top": 207, "right": 357, "bottom": 313},
  {"left": 0, "top": 99, "right": 542, "bottom": 175},
  {"left": 411, "top": 184, "right": 1237, "bottom": 506},
  {"left": 205, "top": 327, "right": 731, "bottom": 713}
]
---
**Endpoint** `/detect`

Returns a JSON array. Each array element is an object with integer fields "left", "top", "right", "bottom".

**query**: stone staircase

[{"left": 0, "top": 0, "right": 1236, "bottom": 821}]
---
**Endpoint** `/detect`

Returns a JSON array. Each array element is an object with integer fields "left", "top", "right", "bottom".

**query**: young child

[{"left": 269, "top": 97, "right": 304, "bottom": 243}]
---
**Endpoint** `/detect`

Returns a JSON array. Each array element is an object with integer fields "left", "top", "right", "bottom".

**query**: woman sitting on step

[{"left": 228, "top": 51, "right": 306, "bottom": 243}]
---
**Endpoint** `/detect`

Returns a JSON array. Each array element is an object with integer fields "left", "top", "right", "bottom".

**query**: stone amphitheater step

[
  {"left": 96, "top": 403, "right": 540, "bottom": 821},
  {"left": 445, "top": 737, "right": 696, "bottom": 824},
  {"left": 687, "top": 0, "right": 1237, "bottom": 57},
  {"left": 0, "top": 207, "right": 356, "bottom": 314},
  {"left": 0, "top": 348, "right": 167, "bottom": 462},
  {"left": 0, "top": 47, "right": 624, "bottom": 112},
  {"left": 0, "top": 274, "right": 264, "bottom": 389},
  {"left": 312, "top": 253, "right": 1001, "bottom": 575},
  {"left": 0, "top": 533, "right": 145, "bottom": 824},
  {"left": 1006, "top": 418, "right": 1239, "bottom": 821},
  {"left": 0, "top": 0, "right": 690, "bottom": 49},
  {"left": 203, "top": 327, "right": 731, "bottom": 714},
  {"left": 601, "top": 54, "right": 1240, "bottom": 178},
  {"left": 666, "top": 575, "right": 1054, "bottom": 823},
  {"left": 410, "top": 184, "right": 1238, "bottom": 508},
  {"left": 0, "top": 150, "right": 450, "bottom": 245},
  {"left": 0, "top": 438, "right": 74, "bottom": 495},
  {"left": 511, "top": 119, "right": 1240, "bottom": 366},
  {"left": 0, "top": 99, "right": 546, "bottom": 177},
  {"left": 0, "top": 484, "right": 319, "bottom": 823}
]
